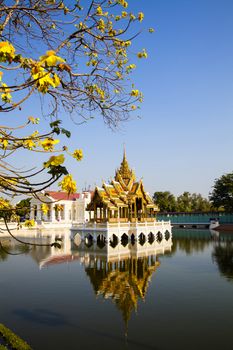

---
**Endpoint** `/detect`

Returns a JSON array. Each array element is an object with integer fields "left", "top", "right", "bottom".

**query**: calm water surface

[{"left": 0, "top": 229, "right": 233, "bottom": 350}]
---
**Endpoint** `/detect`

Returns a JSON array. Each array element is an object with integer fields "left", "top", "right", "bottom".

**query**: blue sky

[{"left": 7, "top": 0, "right": 233, "bottom": 198}]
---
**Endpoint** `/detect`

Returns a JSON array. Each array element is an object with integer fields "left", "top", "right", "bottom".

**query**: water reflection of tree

[
  {"left": 171, "top": 230, "right": 212, "bottom": 255},
  {"left": 172, "top": 237, "right": 211, "bottom": 255},
  {"left": 0, "top": 237, "right": 50, "bottom": 262},
  {"left": 84, "top": 256, "right": 160, "bottom": 326},
  {"left": 212, "top": 243, "right": 233, "bottom": 281},
  {"left": 0, "top": 245, "right": 8, "bottom": 261}
]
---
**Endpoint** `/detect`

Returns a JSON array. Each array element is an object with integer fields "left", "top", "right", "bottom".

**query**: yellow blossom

[
  {"left": 23, "top": 139, "right": 36, "bottom": 150},
  {"left": 131, "top": 89, "right": 139, "bottom": 97},
  {"left": 138, "top": 12, "right": 144, "bottom": 22},
  {"left": 137, "top": 49, "right": 148, "bottom": 59},
  {"left": 0, "top": 41, "right": 15, "bottom": 61},
  {"left": 97, "top": 19, "right": 105, "bottom": 32},
  {"left": 0, "top": 138, "right": 8, "bottom": 149},
  {"left": 24, "top": 219, "right": 35, "bottom": 228},
  {"left": 44, "top": 154, "right": 65, "bottom": 167},
  {"left": 41, "top": 204, "right": 49, "bottom": 215},
  {"left": 40, "top": 138, "right": 60, "bottom": 151},
  {"left": 72, "top": 149, "right": 83, "bottom": 161},
  {"left": 39, "top": 50, "right": 65, "bottom": 67},
  {"left": 59, "top": 174, "right": 77, "bottom": 194},
  {"left": 96, "top": 6, "right": 103, "bottom": 15},
  {"left": 116, "top": 71, "right": 122, "bottom": 79},
  {"left": 118, "top": 0, "right": 128, "bottom": 8},
  {"left": 0, "top": 198, "right": 11, "bottom": 210},
  {"left": 28, "top": 116, "right": 40, "bottom": 124},
  {"left": 1, "top": 83, "right": 12, "bottom": 103}
]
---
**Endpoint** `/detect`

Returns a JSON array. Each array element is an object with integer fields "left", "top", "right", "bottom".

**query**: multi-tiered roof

[{"left": 87, "top": 150, "right": 158, "bottom": 221}]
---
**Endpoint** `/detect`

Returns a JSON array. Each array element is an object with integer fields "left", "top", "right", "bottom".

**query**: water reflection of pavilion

[
  {"left": 85, "top": 254, "right": 160, "bottom": 325},
  {"left": 39, "top": 235, "right": 172, "bottom": 326}
]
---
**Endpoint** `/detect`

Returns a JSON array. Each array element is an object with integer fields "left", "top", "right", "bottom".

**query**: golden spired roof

[
  {"left": 115, "top": 148, "right": 136, "bottom": 190},
  {"left": 86, "top": 148, "right": 159, "bottom": 213}
]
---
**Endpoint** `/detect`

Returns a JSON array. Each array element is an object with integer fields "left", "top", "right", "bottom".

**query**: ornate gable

[{"left": 115, "top": 149, "right": 136, "bottom": 191}]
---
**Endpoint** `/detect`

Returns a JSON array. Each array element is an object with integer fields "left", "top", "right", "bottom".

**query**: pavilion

[{"left": 86, "top": 150, "right": 159, "bottom": 223}]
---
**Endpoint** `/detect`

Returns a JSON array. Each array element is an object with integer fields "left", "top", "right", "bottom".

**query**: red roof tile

[{"left": 45, "top": 191, "right": 80, "bottom": 201}]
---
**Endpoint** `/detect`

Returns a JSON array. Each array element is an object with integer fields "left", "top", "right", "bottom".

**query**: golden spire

[{"left": 114, "top": 146, "right": 135, "bottom": 188}]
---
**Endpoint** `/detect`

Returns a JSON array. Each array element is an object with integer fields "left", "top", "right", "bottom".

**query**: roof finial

[{"left": 123, "top": 143, "right": 126, "bottom": 161}]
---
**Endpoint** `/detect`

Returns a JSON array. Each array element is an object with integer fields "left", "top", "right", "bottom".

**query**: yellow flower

[
  {"left": 0, "top": 198, "right": 11, "bottom": 209},
  {"left": 23, "top": 139, "right": 36, "bottom": 150},
  {"left": 40, "top": 138, "right": 60, "bottom": 151},
  {"left": 44, "top": 154, "right": 65, "bottom": 167},
  {"left": 1, "top": 83, "right": 12, "bottom": 103},
  {"left": 0, "top": 41, "right": 15, "bottom": 61},
  {"left": 72, "top": 149, "right": 83, "bottom": 161},
  {"left": 39, "top": 50, "right": 65, "bottom": 67},
  {"left": 96, "top": 6, "right": 103, "bottom": 15},
  {"left": 137, "top": 49, "right": 148, "bottom": 59},
  {"left": 130, "top": 89, "right": 139, "bottom": 97},
  {"left": 97, "top": 19, "right": 105, "bottom": 32},
  {"left": 131, "top": 105, "right": 137, "bottom": 110},
  {"left": 41, "top": 204, "right": 49, "bottom": 214},
  {"left": 59, "top": 174, "right": 77, "bottom": 194},
  {"left": 118, "top": 0, "right": 128, "bottom": 8},
  {"left": 138, "top": 12, "right": 144, "bottom": 22},
  {"left": 130, "top": 13, "right": 136, "bottom": 20},
  {"left": 121, "top": 11, "right": 127, "bottom": 18},
  {"left": 0, "top": 138, "right": 8, "bottom": 149},
  {"left": 28, "top": 116, "right": 40, "bottom": 124},
  {"left": 116, "top": 71, "right": 122, "bottom": 79},
  {"left": 24, "top": 219, "right": 35, "bottom": 228}
]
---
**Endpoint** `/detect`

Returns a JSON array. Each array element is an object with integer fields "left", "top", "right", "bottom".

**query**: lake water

[{"left": 0, "top": 229, "right": 233, "bottom": 350}]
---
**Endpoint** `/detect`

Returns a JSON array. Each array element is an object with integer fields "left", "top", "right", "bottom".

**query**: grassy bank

[{"left": 0, "top": 324, "right": 31, "bottom": 350}]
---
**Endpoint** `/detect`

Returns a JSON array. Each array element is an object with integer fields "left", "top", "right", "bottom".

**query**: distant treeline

[
  {"left": 153, "top": 172, "right": 233, "bottom": 213},
  {"left": 153, "top": 191, "right": 214, "bottom": 213}
]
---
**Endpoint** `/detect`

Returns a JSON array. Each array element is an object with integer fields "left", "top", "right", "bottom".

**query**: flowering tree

[{"left": 0, "top": 0, "right": 148, "bottom": 215}]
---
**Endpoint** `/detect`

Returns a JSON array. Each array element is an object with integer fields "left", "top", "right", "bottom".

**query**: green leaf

[
  {"left": 61, "top": 128, "right": 71, "bottom": 138},
  {"left": 50, "top": 120, "right": 62, "bottom": 128}
]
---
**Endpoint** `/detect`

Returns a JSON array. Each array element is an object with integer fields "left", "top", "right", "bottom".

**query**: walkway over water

[{"left": 157, "top": 212, "right": 233, "bottom": 225}]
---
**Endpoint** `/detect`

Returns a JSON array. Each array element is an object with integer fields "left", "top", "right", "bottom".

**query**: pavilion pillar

[
  {"left": 30, "top": 205, "right": 35, "bottom": 220},
  {"left": 37, "top": 204, "right": 42, "bottom": 221},
  {"left": 51, "top": 203, "right": 56, "bottom": 222},
  {"left": 94, "top": 203, "right": 97, "bottom": 221}
]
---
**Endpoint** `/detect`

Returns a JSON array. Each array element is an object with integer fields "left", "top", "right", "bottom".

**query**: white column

[
  {"left": 51, "top": 203, "right": 56, "bottom": 222},
  {"left": 30, "top": 205, "right": 34, "bottom": 220},
  {"left": 37, "top": 204, "right": 42, "bottom": 221}
]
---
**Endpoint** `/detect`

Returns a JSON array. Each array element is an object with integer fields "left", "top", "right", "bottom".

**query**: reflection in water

[
  {"left": 73, "top": 237, "right": 172, "bottom": 329},
  {"left": 212, "top": 243, "right": 233, "bottom": 281},
  {"left": 85, "top": 254, "right": 160, "bottom": 328},
  {"left": 1, "top": 228, "right": 233, "bottom": 350},
  {"left": 172, "top": 229, "right": 233, "bottom": 281},
  {"left": 0, "top": 232, "right": 172, "bottom": 329}
]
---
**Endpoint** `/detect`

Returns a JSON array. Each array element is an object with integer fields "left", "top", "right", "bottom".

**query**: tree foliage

[
  {"left": 0, "top": 0, "right": 149, "bottom": 211},
  {"left": 15, "top": 197, "right": 31, "bottom": 219},
  {"left": 153, "top": 191, "right": 212, "bottom": 213},
  {"left": 153, "top": 191, "right": 176, "bottom": 212},
  {"left": 209, "top": 172, "right": 233, "bottom": 212}
]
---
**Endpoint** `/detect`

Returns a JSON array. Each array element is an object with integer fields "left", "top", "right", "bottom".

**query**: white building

[{"left": 30, "top": 190, "right": 92, "bottom": 227}]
